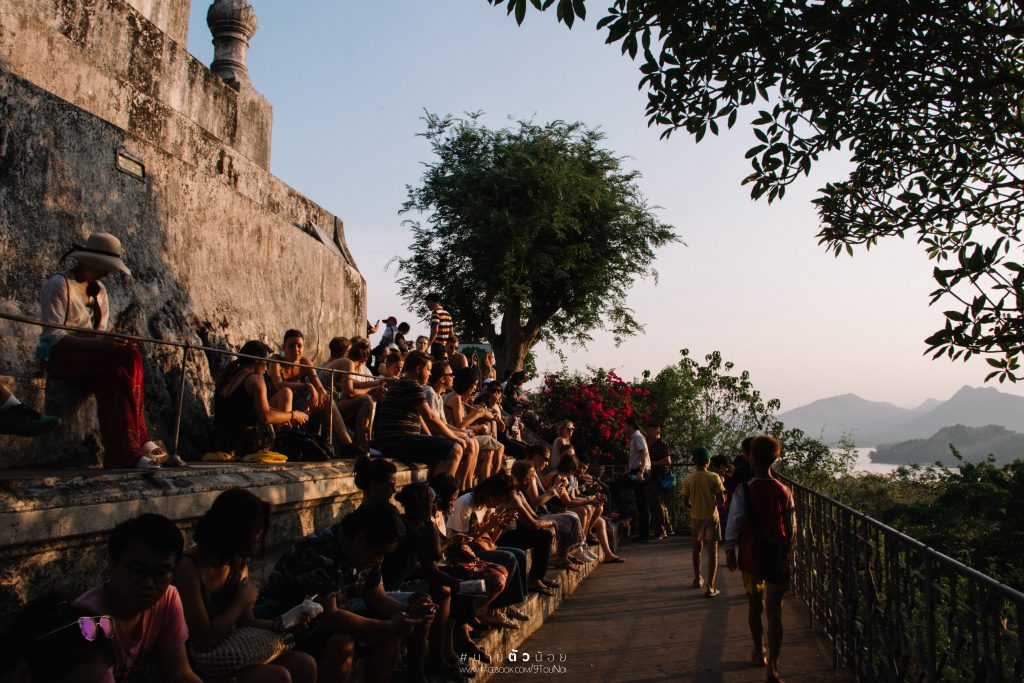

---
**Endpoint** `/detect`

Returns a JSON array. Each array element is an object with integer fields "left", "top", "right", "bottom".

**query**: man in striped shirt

[{"left": 426, "top": 292, "right": 453, "bottom": 358}]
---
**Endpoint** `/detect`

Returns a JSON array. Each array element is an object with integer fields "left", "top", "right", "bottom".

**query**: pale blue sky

[{"left": 187, "top": 1, "right": 1022, "bottom": 411}]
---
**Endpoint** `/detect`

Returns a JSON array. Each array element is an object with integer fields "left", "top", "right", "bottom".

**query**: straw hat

[{"left": 67, "top": 233, "right": 131, "bottom": 275}]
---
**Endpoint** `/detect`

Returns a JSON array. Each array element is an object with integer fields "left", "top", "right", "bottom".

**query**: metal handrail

[
  {"left": 778, "top": 473, "right": 1024, "bottom": 682},
  {"left": 0, "top": 310, "right": 393, "bottom": 459}
]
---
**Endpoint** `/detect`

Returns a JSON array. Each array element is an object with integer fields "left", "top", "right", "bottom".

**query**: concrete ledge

[
  {"left": 0, "top": 460, "right": 429, "bottom": 614},
  {"left": 472, "top": 546, "right": 605, "bottom": 681}
]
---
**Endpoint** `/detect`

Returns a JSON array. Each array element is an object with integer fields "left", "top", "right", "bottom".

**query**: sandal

[
  {"left": 531, "top": 584, "right": 556, "bottom": 597},
  {"left": 603, "top": 556, "right": 626, "bottom": 564},
  {"left": 541, "top": 578, "right": 560, "bottom": 589},
  {"left": 705, "top": 588, "right": 721, "bottom": 598},
  {"left": 134, "top": 455, "right": 161, "bottom": 470},
  {"left": 476, "top": 615, "right": 518, "bottom": 630},
  {"left": 141, "top": 441, "right": 166, "bottom": 463}
]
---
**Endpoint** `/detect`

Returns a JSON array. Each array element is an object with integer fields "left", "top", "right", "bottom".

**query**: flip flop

[
  {"left": 603, "top": 556, "right": 626, "bottom": 564},
  {"left": 531, "top": 584, "right": 556, "bottom": 597}
]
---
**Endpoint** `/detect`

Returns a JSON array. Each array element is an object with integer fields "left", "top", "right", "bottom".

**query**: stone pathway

[{"left": 491, "top": 535, "right": 853, "bottom": 682}]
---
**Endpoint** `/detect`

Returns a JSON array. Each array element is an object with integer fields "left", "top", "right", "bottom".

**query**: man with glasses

[{"left": 74, "top": 514, "right": 201, "bottom": 682}]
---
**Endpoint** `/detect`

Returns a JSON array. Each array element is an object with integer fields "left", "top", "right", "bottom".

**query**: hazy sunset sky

[{"left": 187, "top": 1, "right": 1023, "bottom": 411}]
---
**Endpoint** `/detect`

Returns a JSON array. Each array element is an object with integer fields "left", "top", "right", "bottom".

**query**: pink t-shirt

[{"left": 74, "top": 584, "right": 189, "bottom": 683}]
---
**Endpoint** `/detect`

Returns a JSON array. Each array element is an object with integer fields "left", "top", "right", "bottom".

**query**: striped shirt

[
  {"left": 375, "top": 379, "right": 427, "bottom": 448},
  {"left": 430, "top": 307, "right": 453, "bottom": 344}
]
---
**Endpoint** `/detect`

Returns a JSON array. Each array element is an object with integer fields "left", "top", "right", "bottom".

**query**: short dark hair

[
  {"left": 347, "top": 337, "right": 372, "bottom": 363},
  {"left": 741, "top": 437, "right": 754, "bottom": 455},
  {"left": 395, "top": 482, "right": 433, "bottom": 523},
  {"left": 429, "top": 473, "right": 459, "bottom": 504},
  {"left": 510, "top": 460, "right": 535, "bottom": 484},
  {"left": 329, "top": 336, "right": 352, "bottom": 358},
  {"left": 429, "top": 361, "right": 452, "bottom": 383},
  {"left": 509, "top": 371, "right": 528, "bottom": 384},
  {"left": 474, "top": 472, "right": 515, "bottom": 504},
  {"left": 194, "top": 489, "right": 272, "bottom": 562},
  {"left": 354, "top": 455, "right": 398, "bottom": 492},
  {"left": 283, "top": 329, "right": 304, "bottom": 343},
  {"left": 109, "top": 514, "right": 184, "bottom": 563},
  {"left": 525, "top": 443, "right": 549, "bottom": 460},
  {"left": 404, "top": 350, "right": 432, "bottom": 375},
  {"left": 397, "top": 322, "right": 411, "bottom": 333},
  {"left": 751, "top": 435, "right": 782, "bottom": 469},
  {"left": 339, "top": 504, "right": 405, "bottom": 548},
  {"left": 425, "top": 292, "right": 441, "bottom": 303},
  {"left": 3, "top": 593, "right": 115, "bottom": 681},
  {"left": 453, "top": 366, "right": 481, "bottom": 395}
]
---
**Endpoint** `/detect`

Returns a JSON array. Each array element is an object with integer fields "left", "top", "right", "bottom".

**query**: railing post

[
  {"left": 327, "top": 369, "right": 334, "bottom": 446},
  {"left": 172, "top": 345, "right": 189, "bottom": 460}
]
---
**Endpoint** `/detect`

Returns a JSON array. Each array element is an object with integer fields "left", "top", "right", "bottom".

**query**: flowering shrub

[{"left": 535, "top": 369, "right": 658, "bottom": 467}]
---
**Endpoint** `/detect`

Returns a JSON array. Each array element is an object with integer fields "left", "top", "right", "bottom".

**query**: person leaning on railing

[
  {"left": 38, "top": 233, "right": 174, "bottom": 469},
  {"left": 213, "top": 340, "right": 309, "bottom": 456}
]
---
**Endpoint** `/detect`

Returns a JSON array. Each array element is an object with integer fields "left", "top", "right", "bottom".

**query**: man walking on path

[
  {"left": 647, "top": 424, "right": 673, "bottom": 538},
  {"left": 724, "top": 435, "right": 796, "bottom": 683},
  {"left": 682, "top": 447, "right": 726, "bottom": 597}
]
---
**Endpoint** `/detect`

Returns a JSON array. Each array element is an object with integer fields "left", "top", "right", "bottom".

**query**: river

[{"left": 850, "top": 447, "right": 901, "bottom": 475}]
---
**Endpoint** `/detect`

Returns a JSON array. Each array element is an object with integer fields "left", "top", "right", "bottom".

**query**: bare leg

[
  {"left": 431, "top": 442, "right": 462, "bottom": 478},
  {"left": 458, "top": 438, "right": 479, "bottom": 491},
  {"left": 705, "top": 540, "right": 719, "bottom": 592},
  {"left": 319, "top": 633, "right": 355, "bottom": 683},
  {"left": 748, "top": 592, "right": 766, "bottom": 666},
  {"left": 272, "top": 651, "right": 317, "bottom": 683},
  {"left": 765, "top": 590, "right": 785, "bottom": 679},
  {"left": 692, "top": 539, "right": 704, "bottom": 583},
  {"left": 269, "top": 388, "right": 293, "bottom": 435},
  {"left": 593, "top": 517, "right": 622, "bottom": 561}
]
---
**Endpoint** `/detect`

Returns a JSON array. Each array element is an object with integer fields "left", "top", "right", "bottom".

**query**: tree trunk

[{"left": 491, "top": 303, "right": 532, "bottom": 379}]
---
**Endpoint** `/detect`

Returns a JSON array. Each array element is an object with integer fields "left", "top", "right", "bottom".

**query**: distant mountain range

[
  {"left": 779, "top": 385, "right": 1024, "bottom": 447},
  {"left": 870, "top": 425, "right": 1024, "bottom": 467}
]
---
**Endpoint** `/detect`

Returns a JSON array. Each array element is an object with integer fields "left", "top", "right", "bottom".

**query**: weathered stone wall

[
  {"left": 0, "top": 0, "right": 367, "bottom": 466},
  {"left": 124, "top": 0, "right": 191, "bottom": 47},
  {"left": 0, "top": 462, "right": 429, "bottom": 617}
]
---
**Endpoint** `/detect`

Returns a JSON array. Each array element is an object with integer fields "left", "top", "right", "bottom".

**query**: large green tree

[
  {"left": 397, "top": 113, "right": 676, "bottom": 376},
  {"left": 487, "top": 0, "right": 1024, "bottom": 381}
]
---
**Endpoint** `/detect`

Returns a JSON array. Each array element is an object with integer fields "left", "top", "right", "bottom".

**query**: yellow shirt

[{"left": 682, "top": 469, "right": 725, "bottom": 521}]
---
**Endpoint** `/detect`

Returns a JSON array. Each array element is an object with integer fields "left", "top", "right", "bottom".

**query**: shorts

[
  {"left": 382, "top": 435, "right": 456, "bottom": 469},
  {"left": 742, "top": 571, "right": 790, "bottom": 596},
  {"left": 691, "top": 517, "right": 722, "bottom": 542},
  {"left": 475, "top": 434, "right": 501, "bottom": 451}
]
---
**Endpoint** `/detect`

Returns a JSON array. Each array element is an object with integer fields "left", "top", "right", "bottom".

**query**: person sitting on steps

[
  {"left": 0, "top": 384, "right": 60, "bottom": 437},
  {"left": 39, "top": 232, "right": 174, "bottom": 469}
]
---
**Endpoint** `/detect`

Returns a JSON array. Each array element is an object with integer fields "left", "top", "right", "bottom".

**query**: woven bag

[{"left": 188, "top": 627, "right": 294, "bottom": 677}]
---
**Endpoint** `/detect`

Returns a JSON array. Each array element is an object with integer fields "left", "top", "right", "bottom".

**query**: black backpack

[{"left": 273, "top": 429, "right": 334, "bottom": 462}]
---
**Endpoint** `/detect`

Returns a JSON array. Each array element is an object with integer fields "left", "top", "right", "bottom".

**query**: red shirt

[{"left": 737, "top": 478, "right": 794, "bottom": 575}]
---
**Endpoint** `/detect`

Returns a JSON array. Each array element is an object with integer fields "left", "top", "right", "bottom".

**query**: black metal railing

[
  {"left": 0, "top": 311, "right": 391, "bottom": 460},
  {"left": 780, "top": 474, "right": 1024, "bottom": 682}
]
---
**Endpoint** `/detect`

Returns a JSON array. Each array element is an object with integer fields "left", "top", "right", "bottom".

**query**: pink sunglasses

[{"left": 36, "top": 615, "right": 114, "bottom": 642}]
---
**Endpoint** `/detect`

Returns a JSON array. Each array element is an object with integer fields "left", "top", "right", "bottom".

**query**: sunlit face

[
  {"left": 415, "top": 337, "right": 429, "bottom": 353},
  {"left": 419, "top": 361, "right": 433, "bottom": 385},
  {"left": 385, "top": 359, "right": 404, "bottom": 378},
  {"left": 485, "top": 352, "right": 495, "bottom": 366},
  {"left": 283, "top": 336, "right": 304, "bottom": 362},
  {"left": 561, "top": 424, "right": 575, "bottom": 439}
]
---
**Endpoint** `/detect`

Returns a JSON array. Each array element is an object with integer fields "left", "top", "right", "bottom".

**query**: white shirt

[
  {"left": 446, "top": 493, "right": 491, "bottom": 535},
  {"left": 628, "top": 430, "right": 651, "bottom": 475},
  {"left": 39, "top": 271, "right": 109, "bottom": 346}
]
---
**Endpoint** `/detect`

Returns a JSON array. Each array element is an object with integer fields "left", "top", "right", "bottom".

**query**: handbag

[
  {"left": 655, "top": 470, "right": 676, "bottom": 493},
  {"left": 188, "top": 627, "right": 294, "bottom": 677}
]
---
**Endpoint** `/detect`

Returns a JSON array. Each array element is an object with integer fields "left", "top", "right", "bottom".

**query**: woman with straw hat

[{"left": 38, "top": 232, "right": 171, "bottom": 469}]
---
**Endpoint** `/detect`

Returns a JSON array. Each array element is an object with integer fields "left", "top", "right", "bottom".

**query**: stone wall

[
  {"left": 125, "top": 0, "right": 191, "bottom": 48},
  {"left": 0, "top": 462, "right": 429, "bottom": 617},
  {"left": 0, "top": 0, "right": 366, "bottom": 466}
]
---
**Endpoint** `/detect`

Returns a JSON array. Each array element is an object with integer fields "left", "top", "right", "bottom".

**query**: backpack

[{"left": 273, "top": 429, "right": 334, "bottom": 462}]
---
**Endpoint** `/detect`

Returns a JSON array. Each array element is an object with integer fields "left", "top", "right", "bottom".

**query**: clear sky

[{"left": 187, "top": 1, "right": 1024, "bottom": 411}]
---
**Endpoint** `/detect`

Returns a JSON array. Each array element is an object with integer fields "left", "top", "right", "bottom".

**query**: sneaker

[
  {"left": 0, "top": 404, "right": 60, "bottom": 437},
  {"left": 705, "top": 588, "right": 720, "bottom": 598}
]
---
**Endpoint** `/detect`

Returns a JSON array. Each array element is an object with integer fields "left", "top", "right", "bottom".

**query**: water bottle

[{"left": 33, "top": 339, "right": 50, "bottom": 378}]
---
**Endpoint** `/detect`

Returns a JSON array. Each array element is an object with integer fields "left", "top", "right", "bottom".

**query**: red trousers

[{"left": 48, "top": 346, "right": 150, "bottom": 468}]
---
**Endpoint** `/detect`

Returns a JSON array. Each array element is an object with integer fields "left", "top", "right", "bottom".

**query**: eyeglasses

[
  {"left": 119, "top": 560, "right": 175, "bottom": 585},
  {"left": 35, "top": 615, "right": 114, "bottom": 642}
]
